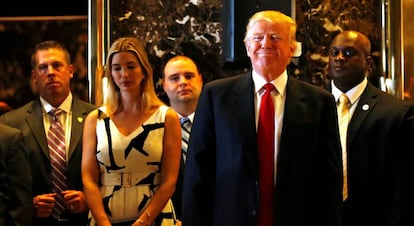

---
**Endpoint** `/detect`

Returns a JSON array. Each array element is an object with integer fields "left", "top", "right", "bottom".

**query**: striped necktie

[
  {"left": 338, "top": 94, "right": 350, "bottom": 201},
  {"left": 47, "top": 109, "right": 67, "bottom": 217},
  {"left": 180, "top": 117, "right": 191, "bottom": 164}
]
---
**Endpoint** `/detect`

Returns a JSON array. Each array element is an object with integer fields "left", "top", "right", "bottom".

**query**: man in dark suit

[
  {"left": 0, "top": 40, "right": 96, "bottom": 226},
  {"left": 0, "top": 123, "right": 32, "bottom": 226},
  {"left": 162, "top": 55, "right": 203, "bottom": 222},
  {"left": 327, "top": 30, "right": 414, "bottom": 226},
  {"left": 182, "top": 10, "right": 343, "bottom": 226}
]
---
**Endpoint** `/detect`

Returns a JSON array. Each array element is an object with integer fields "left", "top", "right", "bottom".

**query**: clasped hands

[{"left": 33, "top": 190, "right": 88, "bottom": 217}]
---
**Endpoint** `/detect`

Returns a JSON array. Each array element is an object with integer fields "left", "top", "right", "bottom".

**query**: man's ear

[
  {"left": 366, "top": 55, "right": 374, "bottom": 69},
  {"left": 365, "top": 55, "right": 374, "bottom": 77},
  {"left": 245, "top": 41, "right": 250, "bottom": 57},
  {"left": 161, "top": 78, "right": 166, "bottom": 89},
  {"left": 68, "top": 64, "right": 74, "bottom": 79}
]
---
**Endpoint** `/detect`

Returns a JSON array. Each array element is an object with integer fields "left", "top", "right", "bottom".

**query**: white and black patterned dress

[{"left": 88, "top": 105, "right": 176, "bottom": 226}]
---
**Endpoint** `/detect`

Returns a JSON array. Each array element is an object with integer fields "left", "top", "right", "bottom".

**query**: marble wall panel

[
  {"left": 295, "top": 0, "right": 382, "bottom": 87},
  {"left": 109, "top": 0, "right": 223, "bottom": 100},
  {"left": 109, "top": 0, "right": 381, "bottom": 90},
  {"left": 0, "top": 0, "right": 382, "bottom": 110}
]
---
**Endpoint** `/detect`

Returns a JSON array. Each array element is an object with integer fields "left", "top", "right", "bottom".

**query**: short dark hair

[{"left": 31, "top": 40, "right": 71, "bottom": 69}]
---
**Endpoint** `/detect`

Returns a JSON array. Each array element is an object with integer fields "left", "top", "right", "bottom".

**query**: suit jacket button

[{"left": 251, "top": 209, "right": 257, "bottom": 216}]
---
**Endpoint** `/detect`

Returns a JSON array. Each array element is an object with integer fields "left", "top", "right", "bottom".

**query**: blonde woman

[{"left": 82, "top": 37, "right": 181, "bottom": 226}]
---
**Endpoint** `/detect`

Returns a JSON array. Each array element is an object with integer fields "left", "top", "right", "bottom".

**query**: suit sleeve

[
  {"left": 4, "top": 128, "right": 33, "bottom": 225},
  {"left": 182, "top": 85, "right": 216, "bottom": 226}
]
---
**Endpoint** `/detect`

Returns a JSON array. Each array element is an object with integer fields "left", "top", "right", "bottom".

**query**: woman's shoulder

[
  {"left": 95, "top": 106, "right": 110, "bottom": 119},
  {"left": 158, "top": 104, "right": 169, "bottom": 112},
  {"left": 150, "top": 105, "right": 179, "bottom": 122},
  {"left": 85, "top": 107, "right": 109, "bottom": 124}
]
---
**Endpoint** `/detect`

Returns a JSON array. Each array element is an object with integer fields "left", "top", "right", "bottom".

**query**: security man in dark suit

[
  {"left": 0, "top": 40, "right": 96, "bottom": 226},
  {"left": 327, "top": 30, "right": 414, "bottom": 226}
]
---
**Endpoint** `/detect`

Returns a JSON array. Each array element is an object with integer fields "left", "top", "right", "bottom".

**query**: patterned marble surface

[
  {"left": 0, "top": 0, "right": 382, "bottom": 109},
  {"left": 110, "top": 0, "right": 223, "bottom": 99},
  {"left": 109, "top": 0, "right": 381, "bottom": 90},
  {"left": 295, "top": 0, "right": 381, "bottom": 87}
]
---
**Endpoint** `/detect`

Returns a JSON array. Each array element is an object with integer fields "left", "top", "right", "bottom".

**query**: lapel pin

[
  {"left": 77, "top": 117, "right": 84, "bottom": 123},
  {"left": 362, "top": 104, "right": 369, "bottom": 111}
]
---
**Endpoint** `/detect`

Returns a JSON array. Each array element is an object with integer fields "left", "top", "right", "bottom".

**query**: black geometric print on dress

[
  {"left": 103, "top": 194, "right": 113, "bottom": 217},
  {"left": 137, "top": 171, "right": 156, "bottom": 186},
  {"left": 104, "top": 117, "right": 125, "bottom": 171},
  {"left": 156, "top": 212, "right": 174, "bottom": 225},
  {"left": 138, "top": 194, "right": 150, "bottom": 211},
  {"left": 137, "top": 169, "right": 161, "bottom": 192},
  {"left": 124, "top": 122, "right": 164, "bottom": 158},
  {"left": 104, "top": 185, "right": 124, "bottom": 218}
]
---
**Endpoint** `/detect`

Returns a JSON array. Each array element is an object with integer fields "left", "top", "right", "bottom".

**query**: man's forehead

[
  {"left": 166, "top": 71, "right": 196, "bottom": 77},
  {"left": 330, "top": 45, "right": 356, "bottom": 50},
  {"left": 168, "top": 62, "right": 197, "bottom": 71},
  {"left": 36, "top": 49, "right": 64, "bottom": 58},
  {"left": 251, "top": 20, "right": 287, "bottom": 29}
]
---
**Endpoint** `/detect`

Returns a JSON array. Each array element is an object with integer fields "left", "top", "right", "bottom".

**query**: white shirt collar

[
  {"left": 331, "top": 77, "right": 367, "bottom": 105},
  {"left": 40, "top": 92, "right": 73, "bottom": 114},
  {"left": 252, "top": 69, "right": 287, "bottom": 96},
  {"left": 178, "top": 112, "right": 195, "bottom": 123}
]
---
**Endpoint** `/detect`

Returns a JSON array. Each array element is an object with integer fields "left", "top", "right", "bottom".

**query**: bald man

[{"left": 327, "top": 30, "right": 414, "bottom": 226}]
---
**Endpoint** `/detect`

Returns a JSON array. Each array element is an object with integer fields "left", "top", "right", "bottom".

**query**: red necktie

[
  {"left": 47, "top": 109, "right": 67, "bottom": 217},
  {"left": 257, "top": 83, "right": 275, "bottom": 226}
]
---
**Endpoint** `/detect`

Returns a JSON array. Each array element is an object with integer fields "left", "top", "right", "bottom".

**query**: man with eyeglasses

[
  {"left": 0, "top": 40, "right": 96, "bottom": 226},
  {"left": 327, "top": 30, "right": 414, "bottom": 226}
]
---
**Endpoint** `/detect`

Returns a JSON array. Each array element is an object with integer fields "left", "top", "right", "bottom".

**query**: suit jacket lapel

[
  {"left": 68, "top": 98, "right": 89, "bottom": 160},
  {"left": 232, "top": 73, "right": 258, "bottom": 176},
  {"left": 25, "top": 99, "right": 50, "bottom": 159},
  {"left": 283, "top": 78, "right": 307, "bottom": 128},
  {"left": 347, "top": 83, "right": 378, "bottom": 146},
  {"left": 277, "top": 78, "right": 307, "bottom": 175}
]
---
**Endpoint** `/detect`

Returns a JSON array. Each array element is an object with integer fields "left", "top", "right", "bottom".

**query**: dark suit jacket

[
  {"left": 182, "top": 73, "right": 343, "bottom": 226},
  {"left": 328, "top": 82, "right": 414, "bottom": 226},
  {"left": 0, "top": 123, "right": 32, "bottom": 226},
  {"left": 0, "top": 97, "right": 96, "bottom": 225},
  {"left": 172, "top": 151, "right": 185, "bottom": 220}
]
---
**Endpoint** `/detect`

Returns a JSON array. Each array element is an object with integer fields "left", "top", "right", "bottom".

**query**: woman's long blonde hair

[{"left": 103, "top": 37, "right": 163, "bottom": 115}]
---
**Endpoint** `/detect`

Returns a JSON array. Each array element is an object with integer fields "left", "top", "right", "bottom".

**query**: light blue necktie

[{"left": 180, "top": 117, "right": 191, "bottom": 163}]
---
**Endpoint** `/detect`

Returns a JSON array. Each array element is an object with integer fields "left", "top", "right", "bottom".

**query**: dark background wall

[
  {"left": 0, "top": 1, "right": 87, "bottom": 16},
  {"left": 0, "top": 1, "right": 88, "bottom": 109}
]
